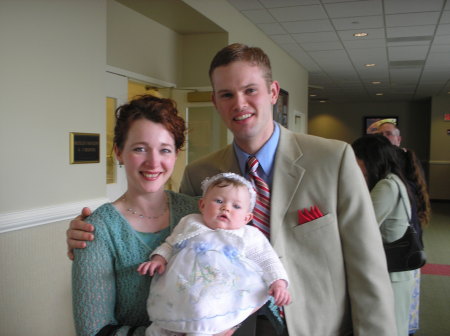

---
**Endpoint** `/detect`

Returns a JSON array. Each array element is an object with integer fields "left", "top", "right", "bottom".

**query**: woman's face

[
  {"left": 115, "top": 118, "right": 177, "bottom": 195},
  {"left": 357, "top": 158, "right": 368, "bottom": 183}
]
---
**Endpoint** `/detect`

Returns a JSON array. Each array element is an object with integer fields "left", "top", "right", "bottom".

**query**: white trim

[
  {"left": 105, "top": 65, "right": 176, "bottom": 88},
  {"left": 0, "top": 198, "right": 108, "bottom": 234}
]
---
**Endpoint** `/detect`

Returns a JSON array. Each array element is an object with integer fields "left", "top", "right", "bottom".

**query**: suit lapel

[{"left": 271, "top": 127, "right": 305, "bottom": 229}]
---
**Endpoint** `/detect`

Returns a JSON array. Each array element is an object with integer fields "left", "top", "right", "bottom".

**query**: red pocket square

[{"left": 298, "top": 206, "right": 324, "bottom": 224}]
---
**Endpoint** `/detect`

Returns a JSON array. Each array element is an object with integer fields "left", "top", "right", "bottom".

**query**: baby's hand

[
  {"left": 269, "top": 279, "right": 291, "bottom": 306},
  {"left": 137, "top": 255, "right": 167, "bottom": 276}
]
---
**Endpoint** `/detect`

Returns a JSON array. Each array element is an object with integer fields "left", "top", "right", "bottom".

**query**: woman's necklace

[{"left": 120, "top": 194, "right": 168, "bottom": 220}]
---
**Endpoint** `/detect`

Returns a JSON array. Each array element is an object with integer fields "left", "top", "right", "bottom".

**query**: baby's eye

[
  {"left": 214, "top": 199, "right": 223, "bottom": 204},
  {"left": 233, "top": 204, "right": 241, "bottom": 209}
]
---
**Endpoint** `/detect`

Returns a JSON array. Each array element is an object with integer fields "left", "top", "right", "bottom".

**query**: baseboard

[{"left": 0, "top": 198, "right": 108, "bottom": 234}]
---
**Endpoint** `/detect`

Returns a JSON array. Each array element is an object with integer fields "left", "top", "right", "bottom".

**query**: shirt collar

[{"left": 233, "top": 122, "right": 280, "bottom": 184}]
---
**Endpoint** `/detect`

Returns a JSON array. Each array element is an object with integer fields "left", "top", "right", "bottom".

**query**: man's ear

[{"left": 270, "top": 80, "right": 280, "bottom": 105}]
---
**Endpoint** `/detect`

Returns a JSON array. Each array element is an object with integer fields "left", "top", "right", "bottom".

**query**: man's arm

[
  {"left": 66, "top": 207, "right": 94, "bottom": 260},
  {"left": 337, "top": 144, "right": 397, "bottom": 335}
]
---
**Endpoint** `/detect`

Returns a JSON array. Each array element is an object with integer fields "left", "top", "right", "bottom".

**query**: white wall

[{"left": 0, "top": 1, "right": 106, "bottom": 335}]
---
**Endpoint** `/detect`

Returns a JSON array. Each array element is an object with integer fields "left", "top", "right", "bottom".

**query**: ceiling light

[
  {"left": 371, "top": 81, "right": 381, "bottom": 84},
  {"left": 353, "top": 32, "right": 368, "bottom": 37},
  {"left": 309, "top": 94, "right": 317, "bottom": 97},
  {"left": 319, "top": 100, "right": 327, "bottom": 103},
  {"left": 375, "top": 93, "right": 384, "bottom": 96},
  {"left": 365, "top": 63, "right": 376, "bottom": 67}
]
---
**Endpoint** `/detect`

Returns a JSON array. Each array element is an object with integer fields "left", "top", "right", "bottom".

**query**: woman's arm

[{"left": 72, "top": 213, "right": 145, "bottom": 336}]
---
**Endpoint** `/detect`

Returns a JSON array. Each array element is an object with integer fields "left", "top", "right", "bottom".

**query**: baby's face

[{"left": 199, "top": 184, "right": 253, "bottom": 230}]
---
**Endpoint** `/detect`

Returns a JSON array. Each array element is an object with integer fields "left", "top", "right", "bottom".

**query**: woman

[
  {"left": 396, "top": 148, "right": 431, "bottom": 335},
  {"left": 352, "top": 134, "right": 415, "bottom": 336},
  {"left": 71, "top": 95, "right": 200, "bottom": 336}
]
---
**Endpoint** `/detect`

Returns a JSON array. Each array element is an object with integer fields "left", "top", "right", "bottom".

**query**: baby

[{"left": 138, "top": 172, "right": 290, "bottom": 336}]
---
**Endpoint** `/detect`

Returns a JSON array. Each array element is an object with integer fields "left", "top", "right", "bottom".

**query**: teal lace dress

[{"left": 72, "top": 191, "right": 199, "bottom": 336}]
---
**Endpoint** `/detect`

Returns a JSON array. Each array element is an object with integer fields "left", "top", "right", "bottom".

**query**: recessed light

[
  {"left": 375, "top": 93, "right": 384, "bottom": 96},
  {"left": 365, "top": 63, "right": 376, "bottom": 67},
  {"left": 353, "top": 32, "right": 368, "bottom": 37},
  {"left": 371, "top": 81, "right": 381, "bottom": 84},
  {"left": 319, "top": 100, "right": 327, "bottom": 103},
  {"left": 309, "top": 94, "right": 317, "bottom": 97}
]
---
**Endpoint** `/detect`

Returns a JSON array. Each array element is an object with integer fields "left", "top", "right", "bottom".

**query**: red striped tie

[{"left": 247, "top": 156, "right": 271, "bottom": 238}]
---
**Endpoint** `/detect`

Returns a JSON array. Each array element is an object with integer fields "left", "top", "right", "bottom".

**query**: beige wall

[
  {"left": 308, "top": 100, "right": 431, "bottom": 162},
  {"left": 0, "top": 1, "right": 106, "bottom": 334},
  {"left": 0, "top": 1, "right": 309, "bottom": 335},
  {"left": 429, "top": 96, "right": 450, "bottom": 200}
]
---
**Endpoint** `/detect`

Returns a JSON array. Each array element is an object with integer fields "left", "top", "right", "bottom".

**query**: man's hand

[{"left": 66, "top": 207, "right": 94, "bottom": 260}]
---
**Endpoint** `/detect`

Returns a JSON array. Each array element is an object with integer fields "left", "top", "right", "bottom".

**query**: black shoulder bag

[{"left": 383, "top": 180, "right": 426, "bottom": 273}]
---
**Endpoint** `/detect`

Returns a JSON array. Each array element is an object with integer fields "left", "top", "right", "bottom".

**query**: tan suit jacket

[{"left": 180, "top": 126, "right": 396, "bottom": 336}]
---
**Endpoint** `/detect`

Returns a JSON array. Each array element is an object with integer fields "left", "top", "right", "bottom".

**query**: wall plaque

[{"left": 70, "top": 132, "right": 100, "bottom": 164}]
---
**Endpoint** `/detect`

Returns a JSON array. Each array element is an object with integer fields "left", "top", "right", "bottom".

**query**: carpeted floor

[{"left": 414, "top": 201, "right": 450, "bottom": 336}]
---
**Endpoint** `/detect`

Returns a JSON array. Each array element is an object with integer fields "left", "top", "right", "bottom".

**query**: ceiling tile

[
  {"left": 388, "top": 45, "right": 429, "bottom": 61},
  {"left": 260, "top": 0, "right": 320, "bottom": 8},
  {"left": 332, "top": 15, "right": 383, "bottom": 30},
  {"left": 386, "top": 25, "right": 436, "bottom": 38},
  {"left": 292, "top": 31, "right": 339, "bottom": 43},
  {"left": 282, "top": 19, "right": 333, "bottom": 33},
  {"left": 386, "top": 12, "right": 440, "bottom": 27},
  {"left": 347, "top": 48, "right": 388, "bottom": 66},
  {"left": 269, "top": 5, "right": 327, "bottom": 21},
  {"left": 343, "top": 38, "right": 386, "bottom": 49},
  {"left": 241, "top": 9, "right": 275, "bottom": 23},
  {"left": 270, "top": 34, "right": 297, "bottom": 44},
  {"left": 436, "top": 23, "right": 450, "bottom": 35},
  {"left": 441, "top": 11, "right": 450, "bottom": 23},
  {"left": 324, "top": 0, "right": 383, "bottom": 18},
  {"left": 257, "top": 23, "right": 287, "bottom": 35},
  {"left": 302, "top": 41, "right": 344, "bottom": 51},
  {"left": 384, "top": 0, "right": 444, "bottom": 14},
  {"left": 227, "top": 0, "right": 264, "bottom": 10}
]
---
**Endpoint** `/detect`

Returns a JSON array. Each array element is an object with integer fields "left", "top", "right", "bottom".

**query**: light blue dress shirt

[{"left": 233, "top": 122, "right": 280, "bottom": 188}]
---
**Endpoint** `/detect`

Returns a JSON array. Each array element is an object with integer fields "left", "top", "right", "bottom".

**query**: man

[
  {"left": 68, "top": 44, "right": 396, "bottom": 335},
  {"left": 367, "top": 119, "right": 402, "bottom": 146}
]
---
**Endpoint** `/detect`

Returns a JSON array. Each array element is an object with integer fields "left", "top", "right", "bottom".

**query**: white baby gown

[{"left": 147, "top": 225, "right": 270, "bottom": 334}]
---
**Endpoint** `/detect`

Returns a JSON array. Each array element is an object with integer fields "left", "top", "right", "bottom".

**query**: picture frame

[
  {"left": 273, "top": 88, "right": 289, "bottom": 128},
  {"left": 70, "top": 132, "right": 100, "bottom": 164},
  {"left": 364, "top": 116, "right": 398, "bottom": 134}
]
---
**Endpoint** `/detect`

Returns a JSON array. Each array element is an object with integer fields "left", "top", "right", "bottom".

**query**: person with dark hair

[
  {"left": 68, "top": 44, "right": 396, "bottom": 335},
  {"left": 394, "top": 147, "right": 431, "bottom": 335},
  {"left": 352, "top": 134, "right": 416, "bottom": 336},
  {"left": 71, "top": 95, "right": 200, "bottom": 336}
]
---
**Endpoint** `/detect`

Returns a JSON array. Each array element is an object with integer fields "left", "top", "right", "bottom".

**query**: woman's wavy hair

[{"left": 114, "top": 94, "right": 186, "bottom": 152}]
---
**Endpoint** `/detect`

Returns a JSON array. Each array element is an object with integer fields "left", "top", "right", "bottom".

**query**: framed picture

[
  {"left": 273, "top": 88, "right": 289, "bottom": 128},
  {"left": 364, "top": 116, "right": 398, "bottom": 134},
  {"left": 70, "top": 132, "right": 100, "bottom": 164}
]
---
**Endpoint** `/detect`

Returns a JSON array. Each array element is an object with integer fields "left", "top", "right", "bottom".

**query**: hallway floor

[{"left": 415, "top": 201, "right": 450, "bottom": 336}]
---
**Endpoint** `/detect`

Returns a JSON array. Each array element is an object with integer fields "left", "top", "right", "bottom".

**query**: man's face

[
  {"left": 211, "top": 61, "right": 279, "bottom": 151},
  {"left": 376, "top": 123, "right": 401, "bottom": 147}
]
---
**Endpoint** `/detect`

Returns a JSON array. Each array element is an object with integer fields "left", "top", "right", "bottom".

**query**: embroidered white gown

[{"left": 146, "top": 214, "right": 288, "bottom": 334}]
